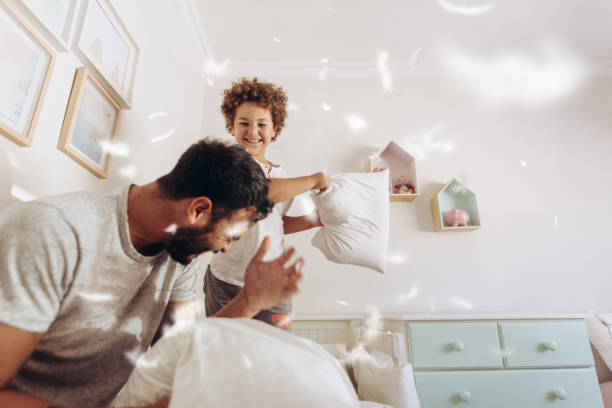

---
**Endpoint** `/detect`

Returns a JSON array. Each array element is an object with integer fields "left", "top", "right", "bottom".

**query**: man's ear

[{"left": 186, "top": 197, "right": 213, "bottom": 225}]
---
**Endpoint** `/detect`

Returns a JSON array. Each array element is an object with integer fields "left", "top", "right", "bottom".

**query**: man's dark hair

[{"left": 157, "top": 139, "right": 273, "bottom": 221}]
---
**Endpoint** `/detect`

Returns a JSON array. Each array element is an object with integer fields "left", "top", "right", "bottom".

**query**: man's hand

[
  {"left": 213, "top": 237, "right": 304, "bottom": 319},
  {"left": 243, "top": 237, "right": 304, "bottom": 313}
]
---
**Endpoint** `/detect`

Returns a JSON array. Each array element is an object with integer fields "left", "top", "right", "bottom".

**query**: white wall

[
  {"left": 3, "top": 1, "right": 610, "bottom": 318},
  {"left": 202, "top": 72, "right": 612, "bottom": 317},
  {"left": 0, "top": 0, "right": 207, "bottom": 209}
]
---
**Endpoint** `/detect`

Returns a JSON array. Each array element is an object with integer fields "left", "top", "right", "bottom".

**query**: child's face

[{"left": 230, "top": 102, "right": 276, "bottom": 160}]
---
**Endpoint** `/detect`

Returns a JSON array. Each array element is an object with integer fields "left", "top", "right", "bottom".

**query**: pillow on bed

[
  {"left": 585, "top": 312, "right": 612, "bottom": 373},
  {"left": 112, "top": 319, "right": 359, "bottom": 408},
  {"left": 359, "top": 402, "right": 394, "bottom": 408},
  {"left": 321, "top": 343, "right": 350, "bottom": 359},
  {"left": 320, "top": 343, "right": 359, "bottom": 390},
  {"left": 311, "top": 171, "right": 390, "bottom": 274},
  {"left": 356, "top": 352, "right": 421, "bottom": 408}
]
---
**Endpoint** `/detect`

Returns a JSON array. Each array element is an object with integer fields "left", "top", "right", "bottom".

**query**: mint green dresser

[{"left": 407, "top": 320, "right": 603, "bottom": 408}]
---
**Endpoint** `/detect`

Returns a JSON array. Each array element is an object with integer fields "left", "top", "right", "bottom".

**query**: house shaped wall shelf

[
  {"left": 368, "top": 141, "right": 419, "bottom": 202},
  {"left": 431, "top": 178, "right": 481, "bottom": 232}
]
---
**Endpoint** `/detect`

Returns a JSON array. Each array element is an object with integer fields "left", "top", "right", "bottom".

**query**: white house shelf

[
  {"left": 368, "top": 141, "right": 419, "bottom": 202},
  {"left": 431, "top": 178, "right": 481, "bottom": 232}
]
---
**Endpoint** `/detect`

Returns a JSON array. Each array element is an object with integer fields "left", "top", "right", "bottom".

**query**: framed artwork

[
  {"left": 73, "top": 0, "right": 138, "bottom": 109},
  {"left": 0, "top": 0, "right": 56, "bottom": 147},
  {"left": 11, "top": 0, "right": 81, "bottom": 51},
  {"left": 58, "top": 67, "right": 121, "bottom": 178}
]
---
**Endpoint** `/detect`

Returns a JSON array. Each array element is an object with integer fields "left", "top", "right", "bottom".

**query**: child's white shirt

[{"left": 209, "top": 161, "right": 292, "bottom": 286}]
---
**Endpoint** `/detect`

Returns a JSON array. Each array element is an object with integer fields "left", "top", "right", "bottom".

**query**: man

[{"left": 0, "top": 140, "right": 304, "bottom": 408}]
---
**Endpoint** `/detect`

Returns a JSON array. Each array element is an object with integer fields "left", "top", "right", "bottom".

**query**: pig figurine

[{"left": 443, "top": 208, "right": 469, "bottom": 227}]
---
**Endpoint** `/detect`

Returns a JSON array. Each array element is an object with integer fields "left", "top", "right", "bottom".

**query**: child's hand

[{"left": 312, "top": 172, "right": 330, "bottom": 192}]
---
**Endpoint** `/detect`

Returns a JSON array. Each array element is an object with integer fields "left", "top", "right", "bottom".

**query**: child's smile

[
  {"left": 243, "top": 136, "right": 263, "bottom": 145},
  {"left": 231, "top": 102, "right": 277, "bottom": 161}
]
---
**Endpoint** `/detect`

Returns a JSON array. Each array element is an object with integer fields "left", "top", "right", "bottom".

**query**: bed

[{"left": 291, "top": 319, "right": 420, "bottom": 408}]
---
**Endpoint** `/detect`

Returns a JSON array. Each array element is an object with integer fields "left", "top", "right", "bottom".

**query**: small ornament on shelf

[
  {"left": 443, "top": 207, "right": 470, "bottom": 227},
  {"left": 393, "top": 175, "right": 415, "bottom": 194}
]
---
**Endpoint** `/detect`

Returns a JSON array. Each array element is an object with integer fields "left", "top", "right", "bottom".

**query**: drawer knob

[
  {"left": 543, "top": 340, "right": 558, "bottom": 351},
  {"left": 457, "top": 391, "right": 472, "bottom": 403},
  {"left": 451, "top": 340, "right": 465, "bottom": 351},
  {"left": 552, "top": 388, "right": 567, "bottom": 400}
]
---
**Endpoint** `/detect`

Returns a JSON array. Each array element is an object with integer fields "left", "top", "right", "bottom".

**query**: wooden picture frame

[
  {"left": 11, "top": 0, "right": 82, "bottom": 51},
  {"left": 72, "top": 0, "right": 138, "bottom": 108},
  {"left": 58, "top": 67, "right": 121, "bottom": 178},
  {"left": 0, "top": 0, "right": 56, "bottom": 147}
]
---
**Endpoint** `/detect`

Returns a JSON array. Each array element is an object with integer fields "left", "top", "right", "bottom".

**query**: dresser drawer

[
  {"left": 415, "top": 369, "right": 603, "bottom": 408},
  {"left": 500, "top": 321, "right": 593, "bottom": 367},
  {"left": 415, "top": 371, "right": 502, "bottom": 408},
  {"left": 408, "top": 322, "right": 503, "bottom": 369}
]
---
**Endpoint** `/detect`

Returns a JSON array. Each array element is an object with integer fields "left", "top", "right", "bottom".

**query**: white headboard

[
  {"left": 291, "top": 320, "right": 408, "bottom": 366},
  {"left": 291, "top": 320, "right": 351, "bottom": 345}
]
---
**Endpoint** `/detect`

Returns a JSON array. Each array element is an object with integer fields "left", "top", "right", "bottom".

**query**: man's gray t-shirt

[{"left": 0, "top": 186, "right": 198, "bottom": 406}]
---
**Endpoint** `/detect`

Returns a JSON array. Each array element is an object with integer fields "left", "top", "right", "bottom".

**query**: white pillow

[
  {"left": 356, "top": 353, "right": 421, "bottom": 408},
  {"left": 321, "top": 343, "right": 350, "bottom": 359},
  {"left": 368, "top": 349, "right": 394, "bottom": 368},
  {"left": 311, "top": 171, "right": 390, "bottom": 274},
  {"left": 585, "top": 313, "right": 612, "bottom": 371},
  {"left": 113, "top": 319, "right": 359, "bottom": 408},
  {"left": 352, "top": 347, "right": 394, "bottom": 384},
  {"left": 359, "top": 402, "right": 394, "bottom": 408}
]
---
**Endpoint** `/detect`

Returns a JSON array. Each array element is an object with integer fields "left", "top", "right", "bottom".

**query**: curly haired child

[{"left": 204, "top": 77, "right": 329, "bottom": 330}]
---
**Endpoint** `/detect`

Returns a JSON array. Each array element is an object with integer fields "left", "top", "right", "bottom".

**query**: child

[{"left": 204, "top": 77, "right": 329, "bottom": 329}]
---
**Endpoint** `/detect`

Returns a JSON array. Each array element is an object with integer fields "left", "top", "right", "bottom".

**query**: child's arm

[
  {"left": 283, "top": 211, "right": 322, "bottom": 235},
  {"left": 268, "top": 172, "right": 330, "bottom": 203}
]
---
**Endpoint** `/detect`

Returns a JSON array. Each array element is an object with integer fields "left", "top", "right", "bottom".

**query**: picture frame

[
  {"left": 10, "top": 0, "right": 81, "bottom": 52},
  {"left": 72, "top": 0, "right": 138, "bottom": 109},
  {"left": 58, "top": 67, "right": 122, "bottom": 178},
  {"left": 0, "top": 0, "right": 56, "bottom": 147}
]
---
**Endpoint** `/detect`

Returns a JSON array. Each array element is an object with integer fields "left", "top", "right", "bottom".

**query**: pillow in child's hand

[{"left": 311, "top": 171, "right": 390, "bottom": 274}]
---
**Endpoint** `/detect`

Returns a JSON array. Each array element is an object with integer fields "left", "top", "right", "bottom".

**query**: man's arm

[
  {"left": 0, "top": 323, "right": 43, "bottom": 390},
  {"left": 268, "top": 172, "right": 330, "bottom": 203},
  {"left": 213, "top": 237, "right": 303, "bottom": 318},
  {"left": 0, "top": 323, "right": 169, "bottom": 408}
]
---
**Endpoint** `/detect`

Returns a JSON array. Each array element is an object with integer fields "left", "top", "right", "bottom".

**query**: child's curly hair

[{"left": 221, "top": 77, "right": 288, "bottom": 141}]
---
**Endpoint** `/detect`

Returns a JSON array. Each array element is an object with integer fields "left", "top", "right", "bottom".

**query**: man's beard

[{"left": 165, "top": 221, "right": 217, "bottom": 265}]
